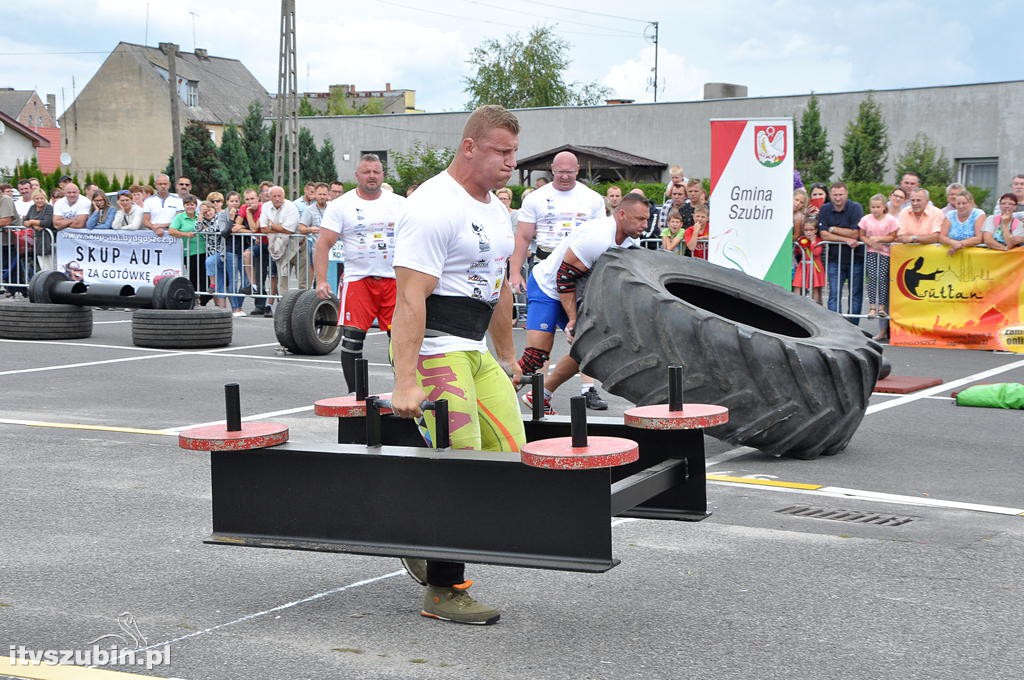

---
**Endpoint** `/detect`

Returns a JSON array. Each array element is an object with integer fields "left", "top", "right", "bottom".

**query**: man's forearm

[
  {"left": 488, "top": 285, "right": 516, "bottom": 364},
  {"left": 391, "top": 293, "right": 427, "bottom": 388}
]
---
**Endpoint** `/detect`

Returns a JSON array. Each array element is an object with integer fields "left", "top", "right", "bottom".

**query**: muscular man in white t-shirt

[
  {"left": 518, "top": 193, "right": 650, "bottom": 413},
  {"left": 313, "top": 154, "right": 405, "bottom": 392},
  {"left": 389, "top": 105, "right": 524, "bottom": 627},
  {"left": 508, "top": 151, "right": 609, "bottom": 410}
]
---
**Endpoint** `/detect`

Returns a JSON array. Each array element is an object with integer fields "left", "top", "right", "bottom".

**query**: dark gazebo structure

[{"left": 516, "top": 144, "right": 667, "bottom": 186}]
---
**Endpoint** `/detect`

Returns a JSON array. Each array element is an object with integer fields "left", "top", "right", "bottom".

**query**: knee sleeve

[
  {"left": 341, "top": 326, "right": 367, "bottom": 354},
  {"left": 518, "top": 346, "right": 549, "bottom": 374}
]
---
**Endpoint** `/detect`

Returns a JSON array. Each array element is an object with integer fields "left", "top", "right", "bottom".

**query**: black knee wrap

[
  {"left": 340, "top": 327, "right": 368, "bottom": 393},
  {"left": 518, "top": 346, "right": 549, "bottom": 374}
]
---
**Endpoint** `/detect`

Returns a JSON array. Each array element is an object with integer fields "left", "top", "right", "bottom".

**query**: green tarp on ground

[{"left": 955, "top": 383, "right": 1024, "bottom": 409}]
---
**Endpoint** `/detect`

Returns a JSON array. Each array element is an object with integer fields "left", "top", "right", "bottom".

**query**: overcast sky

[{"left": 1, "top": 0, "right": 1016, "bottom": 117}]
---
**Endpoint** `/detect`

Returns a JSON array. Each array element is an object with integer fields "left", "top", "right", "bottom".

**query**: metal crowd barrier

[
  {"left": 0, "top": 226, "right": 56, "bottom": 296},
  {"left": 196, "top": 231, "right": 316, "bottom": 307}
]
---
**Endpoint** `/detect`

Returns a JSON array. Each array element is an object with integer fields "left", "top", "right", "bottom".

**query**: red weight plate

[
  {"left": 313, "top": 394, "right": 393, "bottom": 418},
  {"left": 179, "top": 422, "right": 289, "bottom": 451},
  {"left": 520, "top": 436, "right": 639, "bottom": 470},
  {"left": 623, "top": 404, "right": 729, "bottom": 430}
]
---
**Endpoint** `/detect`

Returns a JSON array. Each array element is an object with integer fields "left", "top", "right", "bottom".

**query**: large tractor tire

[
  {"left": 570, "top": 249, "right": 884, "bottom": 459},
  {"left": 132, "top": 308, "right": 232, "bottom": 349},
  {"left": 289, "top": 290, "right": 342, "bottom": 355},
  {"left": 0, "top": 299, "right": 93, "bottom": 340},
  {"left": 273, "top": 289, "right": 304, "bottom": 353}
]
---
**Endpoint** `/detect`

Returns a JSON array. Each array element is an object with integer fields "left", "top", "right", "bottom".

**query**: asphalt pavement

[{"left": 1, "top": 308, "right": 1023, "bottom": 680}]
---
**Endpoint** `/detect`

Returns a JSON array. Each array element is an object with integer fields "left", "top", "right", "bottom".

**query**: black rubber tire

[
  {"left": 570, "top": 249, "right": 884, "bottom": 459},
  {"left": 131, "top": 308, "right": 232, "bottom": 349},
  {"left": 290, "top": 290, "right": 342, "bottom": 355},
  {"left": 0, "top": 299, "right": 93, "bottom": 339},
  {"left": 273, "top": 289, "right": 304, "bottom": 353},
  {"left": 28, "top": 270, "right": 70, "bottom": 304}
]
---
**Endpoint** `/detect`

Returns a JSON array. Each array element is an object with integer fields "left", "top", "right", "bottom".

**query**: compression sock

[
  {"left": 340, "top": 327, "right": 367, "bottom": 393},
  {"left": 518, "top": 346, "right": 550, "bottom": 375}
]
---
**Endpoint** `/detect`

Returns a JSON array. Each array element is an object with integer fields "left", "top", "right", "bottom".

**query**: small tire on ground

[
  {"left": 131, "top": 308, "right": 232, "bottom": 349},
  {"left": 0, "top": 299, "right": 92, "bottom": 339},
  {"left": 569, "top": 249, "right": 884, "bottom": 459},
  {"left": 289, "top": 290, "right": 342, "bottom": 355},
  {"left": 273, "top": 289, "right": 304, "bottom": 353}
]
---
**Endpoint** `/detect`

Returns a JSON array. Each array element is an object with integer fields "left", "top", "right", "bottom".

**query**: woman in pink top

[
  {"left": 859, "top": 194, "right": 899, "bottom": 332},
  {"left": 982, "top": 193, "right": 1024, "bottom": 251}
]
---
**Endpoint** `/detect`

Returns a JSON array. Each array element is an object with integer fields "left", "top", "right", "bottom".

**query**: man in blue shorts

[{"left": 516, "top": 193, "right": 651, "bottom": 413}]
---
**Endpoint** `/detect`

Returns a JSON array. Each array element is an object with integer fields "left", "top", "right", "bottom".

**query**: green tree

[
  {"left": 241, "top": 101, "right": 272, "bottom": 183},
  {"left": 464, "top": 25, "right": 611, "bottom": 109},
  {"left": 298, "top": 127, "right": 320, "bottom": 185},
  {"left": 841, "top": 94, "right": 889, "bottom": 182},
  {"left": 317, "top": 137, "right": 337, "bottom": 182},
  {"left": 794, "top": 93, "right": 834, "bottom": 183},
  {"left": 893, "top": 133, "right": 953, "bottom": 187},
  {"left": 166, "top": 120, "right": 230, "bottom": 197},
  {"left": 388, "top": 142, "right": 455, "bottom": 194},
  {"left": 219, "top": 124, "right": 251, "bottom": 191},
  {"left": 298, "top": 97, "right": 320, "bottom": 117}
]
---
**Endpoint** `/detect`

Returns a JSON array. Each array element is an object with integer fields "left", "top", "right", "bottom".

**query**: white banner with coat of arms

[{"left": 708, "top": 118, "right": 794, "bottom": 286}]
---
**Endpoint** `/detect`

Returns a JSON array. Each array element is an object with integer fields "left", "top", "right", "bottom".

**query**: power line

[
  {"left": 376, "top": 0, "right": 631, "bottom": 37},
  {"left": 461, "top": 0, "right": 638, "bottom": 35},
  {"left": 0, "top": 50, "right": 108, "bottom": 56},
  {"left": 516, "top": 0, "right": 652, "bottom": 23}
]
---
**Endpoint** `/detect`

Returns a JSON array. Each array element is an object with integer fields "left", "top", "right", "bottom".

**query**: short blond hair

[{"left": 463, "top": 105, "right": 520, "bottom": 142}]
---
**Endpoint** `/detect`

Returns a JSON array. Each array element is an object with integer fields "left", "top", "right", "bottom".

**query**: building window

[
  {"left": 958, "top": 158, "right": 998, "bottom": 211},
  {"left": 186, "top": 80, "right": 198, "bottom": 107},
  {"left": 27, "top": 115, "right": 33, "bottom": 126}
]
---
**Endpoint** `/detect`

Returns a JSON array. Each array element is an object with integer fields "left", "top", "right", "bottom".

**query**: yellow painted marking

[
  {"left": 18, "top": 421, "right": 173, "bottom": 436},
  {"left": 1, "top": 657, "right": 160, "bottom": 679},
  {"left": 706, "top": 474, "right": 823, "bottom": 491}
]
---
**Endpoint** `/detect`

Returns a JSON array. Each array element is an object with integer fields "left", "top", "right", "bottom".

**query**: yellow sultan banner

[{"left": 890, "top": 244, "right": 1024, "bottom": 351}]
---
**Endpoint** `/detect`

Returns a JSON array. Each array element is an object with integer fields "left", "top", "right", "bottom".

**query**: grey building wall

[{"left": 298, "top": 80, "right": 1023, "bottom": 201}]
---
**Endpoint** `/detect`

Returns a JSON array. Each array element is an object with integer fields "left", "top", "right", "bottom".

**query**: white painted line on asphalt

[
  {"left": 164, "top": 403, "right": 318, "bottom": 433},
  {"left": 134, "top": 571, "right": 406, "bottom": 654},
  {"left": 866, "top": 357, "right": 1024, "bottom": 415},
  {"left": 705, "top": 446, "right": 759, "bottom": 468},
  {"left": 92, "top": 319, "right": 132, "bottom": 324},
  {"left": 0, "top": 351, "right": 191, "bottom": 376},
  {"left": 708, "top": 479, "right": 1024, "bottom": 517}
]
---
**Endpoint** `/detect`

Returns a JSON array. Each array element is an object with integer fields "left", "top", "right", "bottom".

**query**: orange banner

[{"left": 890, "top": 244, "right": 1024, "bottom": 351}]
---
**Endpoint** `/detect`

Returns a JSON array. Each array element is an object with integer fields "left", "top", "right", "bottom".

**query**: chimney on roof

[
  {"left": 386, "top": 83, "right": 391, "bottom": 92},
  {"left": 46, "top": 94, "right": 56, "bottom": 119},
  {"left": 703, "top": 82, "right": 748, "bottom": 100},
  {"left": 195, "top": 48, "right": 209, "bottom": 60}
]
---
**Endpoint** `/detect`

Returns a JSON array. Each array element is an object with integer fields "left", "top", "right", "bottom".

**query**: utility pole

[
  {"left": 645, "top": 22, "right": 660, "bottom": 102},
  {"left": 274, "top": 0, "right": 299, "bottom": 196},
  {"left": 160, "top": 42, "right": 183, "bottom": 180}
]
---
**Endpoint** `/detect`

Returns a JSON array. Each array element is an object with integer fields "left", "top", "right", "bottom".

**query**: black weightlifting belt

[{"left": 424, "top": 294, "right": 496, "bottom": 341}]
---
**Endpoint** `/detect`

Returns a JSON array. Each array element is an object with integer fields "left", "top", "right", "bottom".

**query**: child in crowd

[
  {"left": 858, "top": 193, "right": 899, "bottom": 321},
  {"left": 792, "top": 213, "right": 824, "bottom": 303},
  {"left": 684, "top": 205, "right": 709, "bottom": 258},
  {"left": 661, "top": 209, "right": 685, "bottom": 254}
]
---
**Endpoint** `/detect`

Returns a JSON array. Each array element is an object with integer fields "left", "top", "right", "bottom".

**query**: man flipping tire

[
  {"left": 516, "top": 193, "right": 651, "bottom": 407},
  {"left": 390, "top": 105, "right": 525, "bottom": 625}
]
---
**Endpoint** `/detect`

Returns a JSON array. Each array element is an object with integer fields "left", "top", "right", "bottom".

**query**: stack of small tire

[
  {"left": 0, "top": 299, "right": 93, "bottom": 340},
  {"left": 570, "top": 248, "right": 885, "bottom": 459},
  {"left": 132, "top": 308, "right": 233, "bottom": 349},
  {"left": 274, "top": 290, "right": 342, "bottom": 355}
]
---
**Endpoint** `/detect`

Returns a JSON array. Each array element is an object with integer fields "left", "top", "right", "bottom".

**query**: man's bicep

[{"left": 395, "top": 266, "right": 439, "bottom": 300}]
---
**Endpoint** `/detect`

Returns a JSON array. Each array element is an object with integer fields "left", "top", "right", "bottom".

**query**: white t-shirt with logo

[
  {"left": 15, "top": 198, "right": 33, "bottom": 218},
  {"left": 393, "top": 171, "right": 514, "bottom": 354},
  {"left": 143, "top": 194, "right": 184, "bottom": 226},
  {"left": 320, "top": 190, "right": 406, "bottom": 281},
  {"left": 533, "top": 216, "right": 639, "bottom": 300},
  {"left": 517, "top": 182, "right": 606, "bottom": 252},
  {"left": 52, "top": 195, "right": 91, "bottom": 220}
]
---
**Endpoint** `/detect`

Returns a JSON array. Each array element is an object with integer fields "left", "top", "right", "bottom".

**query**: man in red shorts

[{"left": 314, "top": 154, "right": 406, "bottom": 392}]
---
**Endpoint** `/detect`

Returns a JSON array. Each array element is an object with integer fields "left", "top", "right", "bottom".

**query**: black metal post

[
  {"left": 355, "top": 358, "right": 369, "bottom": 401},
  {"left": 570, "top": 395, "right": 587, "bottom": 447},
  {"left": 365, "top": 397, "right": 382, "bottom": 447},
  {"left": 668, "top": 365, "right": 684, "bottom": 412},
  {"left": 530, "top": 372, "right": 544, "bottom": 421},
  {"left": 225, "top": 383, "right": 241, "bottom": 432}
]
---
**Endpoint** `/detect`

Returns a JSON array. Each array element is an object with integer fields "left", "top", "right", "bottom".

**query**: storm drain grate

[{"left": 775, "top": 504, "right": 915, "bottom": 526}]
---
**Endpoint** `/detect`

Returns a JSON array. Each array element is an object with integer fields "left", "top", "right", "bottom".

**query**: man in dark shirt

[{"left": 817, "top": 182, "right": 865, "bottom": 324}]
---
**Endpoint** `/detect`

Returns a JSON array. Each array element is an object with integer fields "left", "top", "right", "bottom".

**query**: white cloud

[{"left": 602, "top": 47, "right": 708, "bottom": 103}]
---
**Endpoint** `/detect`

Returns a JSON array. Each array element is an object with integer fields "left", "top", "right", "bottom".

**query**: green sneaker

[
  {"left": 420, "top": 580, "right": 500, "bottom": 625},
  {"left": 400, "top": 557, "right": 428, "bottom": 586}
]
